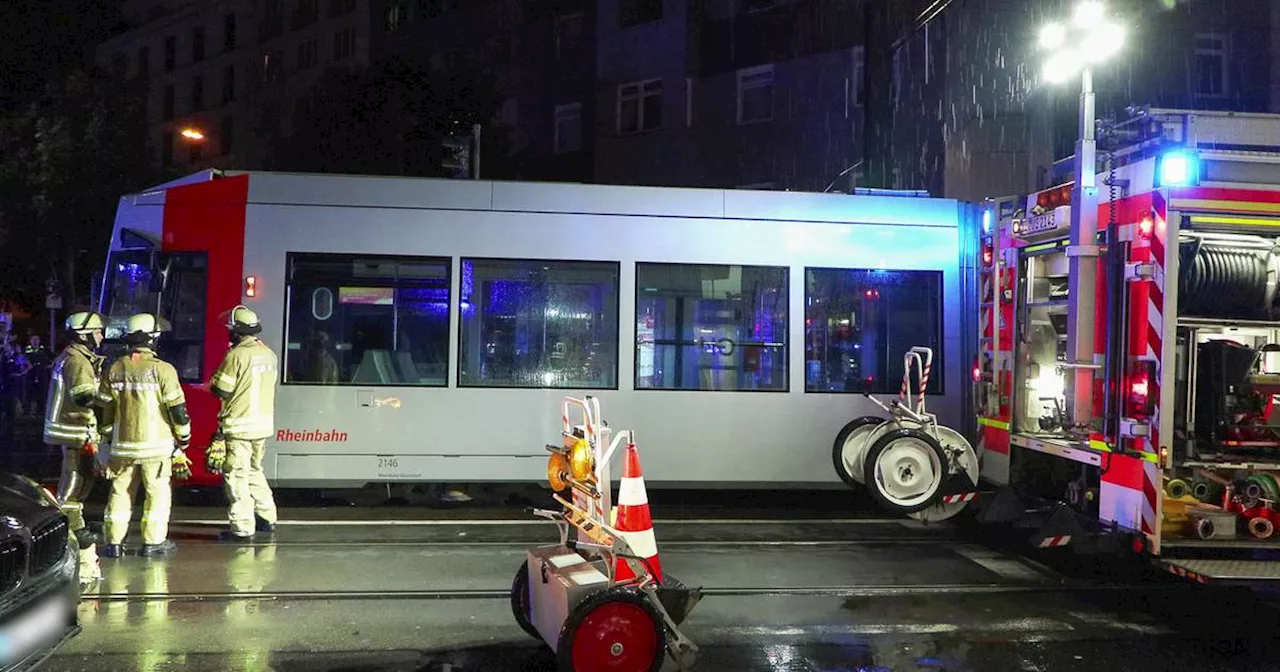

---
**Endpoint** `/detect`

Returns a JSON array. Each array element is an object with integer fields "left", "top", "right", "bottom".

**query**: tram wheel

[
  {"left": 557, "top": 586, "right": 666, "bottom": 672},
  {"left": 863, "top": 428, "right": 948, "bottom": 514},
  {"left": 510, "top": 560, "right": 541, "bottom": 640},
  {"left": 831, "top": 416, "right": 890, "bottom": 489}
]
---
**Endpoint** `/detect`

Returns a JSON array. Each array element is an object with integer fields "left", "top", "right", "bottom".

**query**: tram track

[{"left": 86, "top": 581, "right": 1196, "bottom": 603}]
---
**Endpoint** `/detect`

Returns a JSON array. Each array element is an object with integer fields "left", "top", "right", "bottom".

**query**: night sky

[{"left": 0, "top": 0, "right": 127, "bottom": 109}]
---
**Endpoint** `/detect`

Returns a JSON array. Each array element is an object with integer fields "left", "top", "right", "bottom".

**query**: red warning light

[
  {"left": 972, "top": 364, "right": 982, "bottom": 382},
  {"left": 982, "top": 246, "right": 993, "bottom": 266},
  {"left": 1138, "top": 216, "right": 1154, "bottom": 238}
]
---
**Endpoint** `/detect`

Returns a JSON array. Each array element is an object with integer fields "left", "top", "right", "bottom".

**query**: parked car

[{"left": 0, "top": 470, "right": 80, "bottom": 671}]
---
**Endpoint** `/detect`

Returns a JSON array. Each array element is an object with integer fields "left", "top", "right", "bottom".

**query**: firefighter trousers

[
  {"left": 104, "top": 456, "right": 172, "bottom": 546},
  {"left": 225, "top": 438, "right": 277, "bottom": 537},
  {"left": 54, "top": 444, "right": 97, "bottom": 533}
]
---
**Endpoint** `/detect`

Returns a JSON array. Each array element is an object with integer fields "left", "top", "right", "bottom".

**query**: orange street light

[{"left": 180, "top": 128, "right": 205, "bottom": 141}]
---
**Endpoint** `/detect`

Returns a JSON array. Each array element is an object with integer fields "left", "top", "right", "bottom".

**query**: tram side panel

[{"left": 235, "top": 176, "right": 968, "bottom": 488}]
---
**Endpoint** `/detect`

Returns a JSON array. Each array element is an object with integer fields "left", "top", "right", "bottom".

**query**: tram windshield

[{"left": 100, "top": 250, "right": 209, "bottom": 382}]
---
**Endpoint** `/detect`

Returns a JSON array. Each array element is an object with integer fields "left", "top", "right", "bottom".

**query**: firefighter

[
  {"left": 98, "top": 313, "right": 191, "bottom": 558},
  {"left": 206, "top": 305, "right": 279, "bottom": 541},
  {"left": 42, "top": 312, "right": 110, "bottom": 581}
]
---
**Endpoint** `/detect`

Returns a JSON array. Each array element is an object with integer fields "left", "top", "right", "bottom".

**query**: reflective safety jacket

[
  {"left": 43, "top": 343, "right": 104, "bottom": 446},
  {"left": 212, "top": 337, "right": 278, "bottom": 440},
  {"left": 100, "top": 347, "right": 191, "bottom": 460}
]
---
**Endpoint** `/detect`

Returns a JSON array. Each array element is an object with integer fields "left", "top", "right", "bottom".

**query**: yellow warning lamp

[
  {"left": 568, "top": 437, "right": 595, "bottom": 483},
  {"left": 547, "top": 452, "right": 571, "bottom": 492}
]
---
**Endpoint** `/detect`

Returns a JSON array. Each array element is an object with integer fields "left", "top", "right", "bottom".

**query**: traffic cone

[{"left": 613, "top": 443, "right": 663, "bottom": 583}]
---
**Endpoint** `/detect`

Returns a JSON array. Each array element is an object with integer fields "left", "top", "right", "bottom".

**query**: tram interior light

[{"left": 1157, "top": 150, "right": 1199, "bottom": 187}]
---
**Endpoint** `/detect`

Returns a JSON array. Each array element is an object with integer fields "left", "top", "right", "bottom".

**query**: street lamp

[
  {"left": 180, "top": 127, "right": 205, "bottom": 142},
  {"left": 1037, "top": 0, "right": 1125, "bottom": 433}
]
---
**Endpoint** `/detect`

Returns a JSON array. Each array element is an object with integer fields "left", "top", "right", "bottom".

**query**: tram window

[
  {"left": 635, "top": 262, "right": 788, "bottom": 392},
  {"left": 458, "top": 258, "right": 620, "bottom": 389},
  {"left": 283, "top": 253, "right": 451, "bottom": 386},
  {"left": 803, "top": 268, "right": 943, "bottom": 394}
]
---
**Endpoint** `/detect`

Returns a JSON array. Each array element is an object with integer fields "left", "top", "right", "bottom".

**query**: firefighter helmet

[
  {"left": 125, "top": 313, "right": 171, "bottom": 338},
  {"left": 225, "top": 305, "right": 260, "bottom": 330},
  {"left": 64, "top": 312, "right": 105, "bottom": 334}
]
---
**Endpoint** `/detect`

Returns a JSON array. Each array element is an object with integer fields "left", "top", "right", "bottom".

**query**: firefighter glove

[
  {"left": 172, "top": 448, "right": 192, "bottom": 481},
  {"left": 206, "top": 436, "right": 227, "bottom": 475}
]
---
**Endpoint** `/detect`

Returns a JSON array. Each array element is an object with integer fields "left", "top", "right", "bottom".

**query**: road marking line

[{"left": 952, "top": 545, "right": 1052, "bottom": 582}]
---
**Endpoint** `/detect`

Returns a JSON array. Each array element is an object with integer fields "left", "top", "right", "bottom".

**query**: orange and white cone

[{"left": 612, "top": 443, "right": 664, "bottom": 584}]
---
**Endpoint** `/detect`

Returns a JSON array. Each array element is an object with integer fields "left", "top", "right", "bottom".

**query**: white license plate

[{"left": 0, "top": 595, "right": 68, "bottom": 665}]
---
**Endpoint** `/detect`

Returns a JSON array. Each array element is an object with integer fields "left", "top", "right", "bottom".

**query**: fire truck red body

[{"left": 974, "top": 108, "right": 1280, "bottom": 583}]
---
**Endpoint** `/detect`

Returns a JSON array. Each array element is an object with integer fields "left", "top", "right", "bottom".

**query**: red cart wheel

[
  {"left": 510, "top": 560, "right": 541, "bottom": 640},
  {"left": 557, "top": 586, "right": 666, "bottom": 672}
]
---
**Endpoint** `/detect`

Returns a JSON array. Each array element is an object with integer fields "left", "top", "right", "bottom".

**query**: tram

[{"left": 97, "top": 170, "right": 979, "bottom": 489}]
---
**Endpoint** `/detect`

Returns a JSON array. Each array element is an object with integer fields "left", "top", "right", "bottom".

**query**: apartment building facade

[
  {"left": 96, "top": 0, "right": 870, "bottom": 191},
  {"left": 95, "top": 0, "right": 376, "bottom": 172},
  {"left": 867, "top": 0, "right": 1280, "bottom": 202}
]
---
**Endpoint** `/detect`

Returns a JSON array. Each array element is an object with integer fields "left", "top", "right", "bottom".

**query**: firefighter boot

[
  {"left": 139, "top": 540, "right": 178, "bottom": 557},
  {"left": 100, "top": 543, "right": 126, "bottom": 558},
  {"left": 78, "top": 544, "right": 102, "bottom": 593}
]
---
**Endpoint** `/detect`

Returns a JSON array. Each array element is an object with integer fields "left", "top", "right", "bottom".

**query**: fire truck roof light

[{"left": 1158, "top": 150, "right": 1199, "bottom": 187}]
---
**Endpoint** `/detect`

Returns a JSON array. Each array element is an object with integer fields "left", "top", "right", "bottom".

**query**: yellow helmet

[
  {"left": 125, "top": 313, "right": 171, "bottom": 337},
  {"left": 225, "top": 305, "right": 260, "bottom": 329},
  {"left": 64, "top": 312, "right": 105, "bottom": 333}
]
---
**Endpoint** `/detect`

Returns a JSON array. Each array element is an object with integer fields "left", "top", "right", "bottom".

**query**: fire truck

[{"left": 973, "top": 107, "right": 1280, "bottom": 583}]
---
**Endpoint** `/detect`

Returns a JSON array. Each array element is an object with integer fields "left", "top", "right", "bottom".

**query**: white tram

[{"left": 97, "top": 170, "right": 978, "bottom": 489}]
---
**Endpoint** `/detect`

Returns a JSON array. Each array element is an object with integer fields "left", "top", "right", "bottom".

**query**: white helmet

[
  {"left": 125, "top": 313, "right": 171, "bottom": 338},
  {"left": 65, "top": 312, "right": 105, "bottom": 334}
]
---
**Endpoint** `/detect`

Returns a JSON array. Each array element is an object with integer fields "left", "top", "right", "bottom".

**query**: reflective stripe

[
  {"left": 69, "top": 382, "right": 97, "bottom": 396},
  {"left": 112, "top": 382, "right": 162, "bottom": 391},
  {"left": 214, "top": 373, "right": 237, "bottom": 389},
  {"left": 162, "top": 390, "right": 183, "bottom": 405}
]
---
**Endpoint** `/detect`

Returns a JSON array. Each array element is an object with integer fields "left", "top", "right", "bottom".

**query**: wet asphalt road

[{"left": 35, "top": 508, "right": 1280, "bottom": 672}]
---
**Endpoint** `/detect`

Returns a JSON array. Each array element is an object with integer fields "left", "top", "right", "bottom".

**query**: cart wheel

[
  {"left": 832, "top": 416, "right": 887, "bottom": 489},
  {"left": 863, "top": 428, "right": 948, "bottom": 514},
  {"left": 557, "top": 586, "right": 666, "bottom": 672},
  {"left": 510, "top": 561, "right": 540, "bottom": 640}
]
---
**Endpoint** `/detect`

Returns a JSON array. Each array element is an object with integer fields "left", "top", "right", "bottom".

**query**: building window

[
  {"left": 295, "top": 0, "right": 319, "bottom": 28},
  {"left": 458, "top": 258, "right": 620, "bottom": 389},
  {"left": 803, "top": 268, "right": 943, "bottom": 394},
  {"left": 224, "top": 14, "right": 237, "bottom": 51},
  {"left": 283, "top": 253, "right": 452, "bottom": 386},
  {"left": 163, "top": 84, "right": 174, "bottom": 119},
  {"left": 263, "top": 51, "right": 283, "bottom": 82},
  {"left": 635, "top": 263, "right": 789, "bottom": 392},
  {"left": 222, "top": 64, "right": 236, "bottom": 102},
  {"left": 1193, "top": 33, "right": 1228, "bottom": 98},
  {"left": 891, "top": 47, "right": 904, "bottom": 110},
  {"left": 620, "top": 0, "right": 662, "bottom": 27},
  {"left": 736, "top": 64, "right": 774, "bottom": 125},
  {"left": 191, "top": 75, "right": 204, "bottom": 111},
  {"left": 162, "top": 132, "right": 173, "bottom": 166},
  {"left": 553, "top": 103, "right": 582, "bottom": 154},
  {"left": 164, "top": 36, "right": 176, "bottom": 71},
  {"left": 617, "top": 78, "right": 661, "bottom": 135},
  {"left": 221, "top": 116, "right": 234, "bottom": 154},
  {"left": 330, "top": 0, "right": 357, "bottom": 16},
  {"left": 192, "top": 26, "right": 206, "bottom": 61},
  {"left": 420, "top": 0, "right": 450, "bottom": 17},
  {"left": 849, "top": 46, "right": 865, "bottom": 109},
  {"left": 385, "top": 3, "right": 406, "bottom": 32},
  {"left": 333, "top": 27, "right": 356, "bottom": 61},
  {"left": 554, "top": 12, "right": 584, "bottom": 58},
  {"left": 137, "top": 47, "right": 149, "bottom": 78},
  {"left": 298, "top": 39, "right": 319, "bottom": 70},
  {"left": 110, "top": 53, "right": 128, "bottom": 78}
]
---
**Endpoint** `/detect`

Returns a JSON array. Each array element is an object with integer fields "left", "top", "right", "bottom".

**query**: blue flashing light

[
  {"left": 1157, "top": 150, "right": 1199, "bottom": 187},
  {"left": 981, "top": 209, "right": 992, "bottom": 234}
]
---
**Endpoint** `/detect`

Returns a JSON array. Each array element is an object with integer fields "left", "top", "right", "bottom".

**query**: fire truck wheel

[
  {"left": 557, "top": 587, "right": 666, "bottom": 672},
  {"left": 863, "top": 428, "right": 948, "bottom": 514},
  {"left": 832, "top": 416, "right": 889, "bottom": 489},
  {"left": 510, "top": 560, "right": 541, "bottom": 640}
]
